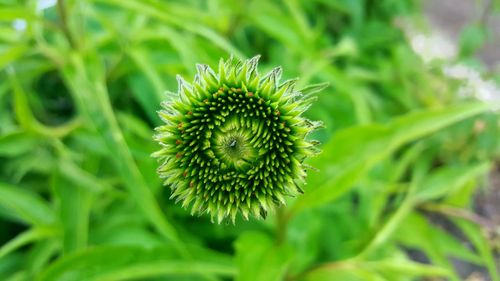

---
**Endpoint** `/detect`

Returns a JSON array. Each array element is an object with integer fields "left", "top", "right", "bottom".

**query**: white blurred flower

[
  {"left": 444, "top": 64, "right": 500, "bottom": 101},
  {"left": 410, "top": 33, "right": 457, "bottom": 62},
  {"left": 37, "top": 0, "right": 57, "bottom": 11},
  {"left": 399, "top": 19, "right": 500, "bottom": 103},
  {"left": 12, "top": 19, "right": 26, "bottom": 31}
]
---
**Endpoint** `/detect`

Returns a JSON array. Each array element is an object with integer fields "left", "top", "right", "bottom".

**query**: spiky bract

[{"left": 153, "top": 56, "right": 323, "bottom": 223}]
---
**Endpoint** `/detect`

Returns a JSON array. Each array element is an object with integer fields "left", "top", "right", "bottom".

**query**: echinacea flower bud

[{"left": 153, "top": 56, "right": 325, "bottom": 223}]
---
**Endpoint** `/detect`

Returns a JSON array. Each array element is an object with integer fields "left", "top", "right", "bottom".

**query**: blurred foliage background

[{"left": 1, "top": 0, "right": 500, "bottom": 280}]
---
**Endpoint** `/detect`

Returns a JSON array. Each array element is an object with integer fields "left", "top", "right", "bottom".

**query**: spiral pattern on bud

[{"left": 153, "top": 56, "right": 323, "bottom": 223}]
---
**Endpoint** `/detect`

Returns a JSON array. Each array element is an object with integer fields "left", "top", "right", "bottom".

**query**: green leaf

[
  {"left": 0, "top": 182, "right": 56, "bottom": 226},
  {"left": 0, "top": 131, "right": 41, "bottom": 157},
  {"left": 364, "top": 259, "right": 451, "bottom": 279},
  {"left": 303, "top": 259, "right": 451, "bottom": 281},
  {"left": 0, "top": 254, "right": 23, "bottom": 280},
  {"left": 53, "top": 169, "right": 93, "bottom": 254},
  {"left": 234, "top": 232, "right": 293, "bottom": 281},
  {"left": 455, "top": 220, "right": 500, "bottom": 281},
  {"left": 94, "top": 261, "right": 235, "bottom": 281},
  {"left": 0, "top": 227, "right": 59, "bottom": 259},
  {"left": 127, "top": 48, "right": 164, "bottom": 123},
  {"left": 6, "top": 271, "right": 28, "bottom": 281},
  {"left": 286, "top": 210, "right": 324, "bottom": 275},
  {"left": 25, "top": 240, "right": 60, "bottom": 276},
  {"left": 414, "top": 162, "right": 490, "bottom": 202},
  {"left": 248, "top": 0, "right": 305, "bottom": 52},
  {"left": 303, "top": 264, "right": 386, "bottom": 281},
  {"left": 291, "top": 102, "right": 492, "bottom": 214},
  {"left": 0, "top": 8, "right": 36, "bottom": 20},
  {"left": 395, "top": 213, "right": 469, "bottom": 281},
  {"left": 93, "top": 0, "right": 244, "bottom": 58},
  {"left": 61, "top": 53, "right": 181, "bottom": 246},
  {"left": 0, "top": 45, "right": 28, "bottom": 69},
  {"left": 459, "top": 24, "right": 488, "bottom": 58},
  {"left": 36, "top": 245, "right": 235, "bottom": 281},
  {"left": 57, "top": 158, "right": 109, "bottom": 194}
]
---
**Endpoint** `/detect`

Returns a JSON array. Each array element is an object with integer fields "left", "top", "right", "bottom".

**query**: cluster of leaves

[{"left": 0, "top": 0, "right": 499, "bottom": 280}]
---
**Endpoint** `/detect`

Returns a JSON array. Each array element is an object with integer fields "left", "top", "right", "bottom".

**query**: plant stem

[
  {"left": 61, "top": 54, "right": 185, "bottom": 255},
  {"left": 356, "top": 199, "right": 415, "bottom": 259},
  {"left": 57, "top": 0, "right": 76, "bottom": 49},
  {"left": 420, "top": 202, "right": 496, "bottom": 230},
  {"left": 276, "top": 206, "right": 288, "bottom": 245}
]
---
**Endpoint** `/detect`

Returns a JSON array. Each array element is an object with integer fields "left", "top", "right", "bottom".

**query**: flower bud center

[
  {"left": 218, "top": 132, "right": 254, "bottom": 168},
  {"left": 215, "top": 118, "right": 257, "bottom": 170}
]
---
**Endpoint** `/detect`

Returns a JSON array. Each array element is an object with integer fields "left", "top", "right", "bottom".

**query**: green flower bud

[{"left": 153, "top": 56, "right": 325, "bottom": 223}]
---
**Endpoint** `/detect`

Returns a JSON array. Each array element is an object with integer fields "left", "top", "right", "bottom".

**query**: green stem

[
  {"left": 355, "top": 198, "right": 415, "bottom": 260},
  {"left": 275, "top": 206, "right": 288, "bottom": 245},
  {"left": 57, "top": 0, "right": 77, "bottom": 49},
  {"left": 420, "top": 202, "right": 496, "bottom": 230},
  {"left": 61, "top": 54, "right": 184, "bottom": 254}
]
